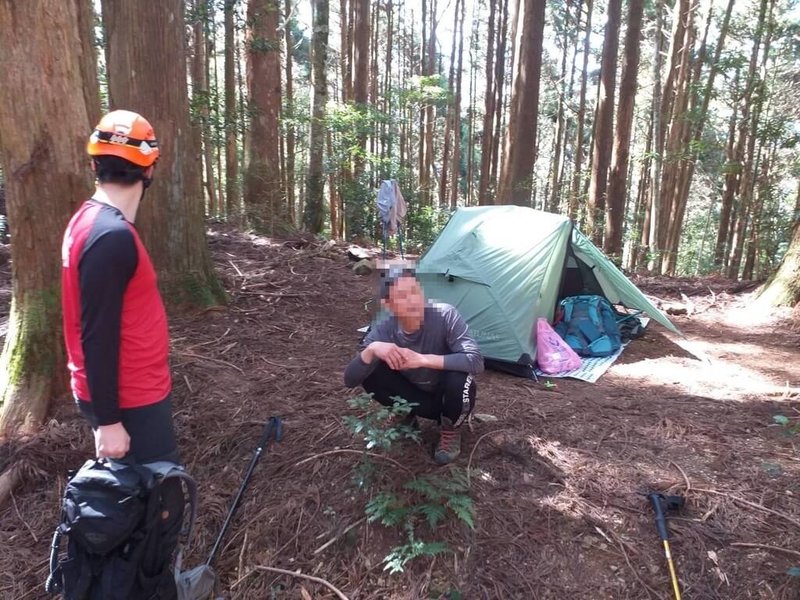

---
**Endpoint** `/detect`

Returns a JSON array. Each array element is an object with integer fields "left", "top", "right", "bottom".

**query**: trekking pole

[
  {"left": 205, "top": 416, "right": 283, "bottom": 567},
  {"left": 647, "top": 492, "right": 685, "bottom": 600}
]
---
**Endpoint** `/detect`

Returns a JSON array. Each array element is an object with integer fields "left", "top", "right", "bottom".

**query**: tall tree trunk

[
  {"left": 713, "top": 72, "right": 740, "bottom": 270},
  {"left": 586, "top": 0, "right": 622, "bottom": 242},
  {"left": 558, "top": 0, "right": 582, "bottom": 214},
  {"left": 630, "top": 118, "right": 652, "bottom": 272},
  {"left": 340, "top": 0, "right": 352, "bottom": 103},
  {"left": 742, "top": 144, "right": 773, "bottom": 280},
  {"left": 77, "top": 0, "right": 102, "bottom": 127},
  {"left": 449, "top": 0, "right": 467, "bottom": 209},
  {"left": 421, "top": 0, "right": 438, "bottom": 205},
  {"left": 646, "top": 0, "right": 665, "bottom": 271},
  {"left": 439, "top": 0, "right": 461, "bottom": 207},
  {"left": 224, "top": 1, "right": 239, "bottom": 222},
  {"left": 663, "top": 0, "right": 711, "bottom": 274},
  {"left": 489, "top": 0, "right": 510, "bottom": 199},
  {"left": 191, "top": 0, "right": 219, "bottom": 219},
  {"left": 284, "top": 0, "right": 297, "bottom": 224},
  {"left": 327, "top": 131, "right": 340, "bottom": 239},
  {"left": 304, "top": 0, "right": 329, "bottom": 234},
  {"left": 569, "top": 0, "right": 593, "bottom": 220},
  {"left": 655, "top": 0, "right": 694, "bottom": 272},
  {"left": 381, "top": 1, "right": 394, "bottom": 181},
  {"left": 670, "top": 0, "right": 735, "bottom": 258},
  {"left": 647, "top": 0, "right": 685, "bottom": 271},
  {"left": 243, "top": 0, "right": 284, "bottom": 233},
  {"left": 0, "top": 0, "right": 99, "bottom": 435},
  {"left": 726, "top": 0, "right": 770, "bottom": 279},
  {"left": 603, "top": 0, "right": 643, "bottom": 261},
  {"left": 352, "top": 0, "right": 370, "bottom": 184},
  {"left": 371, "top": 4, "right": 382, "bottom": 189},
  {"left": 546, "top": 0, "right": 572, "bottom": 214},
  {"left": 477, "top": 0, "right": 497, "bottom": 205},
  {"left": 103, "top": 0, "right": 224, "bottom": 305},
  {"left": 466, "top": 6, "right": 480, "bottom": 205},
  {"left": 754, "top": 213, "right": 800, "bottom": 308},
  {"left": 496, "top": 0, "right": 545, "bottom": 207}
]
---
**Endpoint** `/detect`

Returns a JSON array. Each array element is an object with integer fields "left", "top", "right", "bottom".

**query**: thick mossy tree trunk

[
  {"left": 0, "top": 0, "right": 99, "bottom": 435},
  {"left": 754, "top": 223, "right": 800, "bottom": 308},
  {"left": 102, "top": 0, "right": 225, "bottom": 307}
]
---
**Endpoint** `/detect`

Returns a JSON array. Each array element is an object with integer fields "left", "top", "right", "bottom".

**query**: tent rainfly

[{"left": 416, "top": 206, "right": 680, "bottom": 376}]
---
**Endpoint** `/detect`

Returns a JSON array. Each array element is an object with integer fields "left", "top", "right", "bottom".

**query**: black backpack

[{"left": 46, "top": 458, "right": 197, "bottom": 600}]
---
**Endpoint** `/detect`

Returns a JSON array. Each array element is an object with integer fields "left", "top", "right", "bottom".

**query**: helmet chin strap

[{"left": 139, "top": 175, "right": 153, "bottom": 203}]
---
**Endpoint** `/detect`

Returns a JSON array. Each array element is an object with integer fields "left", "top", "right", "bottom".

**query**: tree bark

[
  {"left": 714, "top": 73, "right": 740, "bottom": 271},
  {"left": 420, "top": 0, "right": 438, "bottom": 205},
  {"left": 352, "top": 0, "right": 370, "bottom": 186},
  {"left": 304, "top": 0, "right": 329, "bottom": 234},
  {"left": 569, "top": 0, "right": 593, "bottom": 220},
  {"left": 742, "top": 144, "right": 773, "bottom": 280},
  {"left": 466, "top": 6, "right": 479, "bottom": 205},
  {"left": 191, "top": 0, "right": 219, "bottom": 219},
  {"left": 477, "top": 0, "right": 497, "bottom": 205},
  {"left": 439, "top": 0, "right": 461, "bottom": 207},
  {"left": 449, "top": 0, "right": 467, "bottom": 209},
  {"left": 489, "top": 0, "right": 511, "bottom": 199},
  {"left": 754, "top": 215, "right": 800, "bottom": 308},
  {"left": 224, "top": 0, "right": 239, "bottom": 221},
  {"left": 243, "top": 0, "right": 284, "bottom": 233},
  {"left": 603, "top": 0, "right": 644, "bottom": 261},
  {"left": 662, "top": 0, "right": 735, "bottom": 274},
  {"left": 339, "top": 0, "right": 352, "bottom": 103},
  {"left": 76, "top": 0, "right": 102, "bottom": 127},
  {"left": 0, "top": 0, "right": 98, "bottom": 434},
  {"left": 646, "top": 0, "right": 664, "bottom": 271},
  {"left": 726, "top": 0, "right": 770, "bottom": 279},
  {"left": 546, "top": 0, "right": 573, "bottom": 214},
  {"left": 656, "top": 0, "right": 694, "bottom": 273},
  {"left": 284, "top": 0, "right": 297, "bottom": 224},
  {"left": 496, "top": 0, "right": 546, "bottom": 207},
  {"left": 586, "top": 0, "right": 622, "bottom": 241},
  {"left": 103, "top": 0, "right": 224, "bottom": 306}
]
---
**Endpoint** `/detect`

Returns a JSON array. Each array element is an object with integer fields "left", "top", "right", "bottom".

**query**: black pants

[
  {"left": 77, "top": 395, "right": 181, "bottom": 465},
  {"left": 363, "top": 362, "right": 476, "bottom": 427}
]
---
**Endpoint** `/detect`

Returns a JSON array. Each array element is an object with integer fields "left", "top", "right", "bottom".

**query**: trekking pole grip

[
  {"left": 648, "top": 493, "right": 670, "bottom": 541},
  {"left": 258, "top": 416, "right": 283, "bottom": 451}
]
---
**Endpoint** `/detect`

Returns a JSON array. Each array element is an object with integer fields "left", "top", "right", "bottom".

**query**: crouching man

[{"left": 344, "top": 267, "right": 484, "bottom": 464}]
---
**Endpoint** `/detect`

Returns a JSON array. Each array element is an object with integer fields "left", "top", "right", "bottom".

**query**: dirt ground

[{"left": 1, "top": 226, "right": 799, "bottom": 599}]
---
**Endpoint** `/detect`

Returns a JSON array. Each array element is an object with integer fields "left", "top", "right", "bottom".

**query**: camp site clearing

[{"left": 1, "top": 226, "right": 799, "bottom": 599}]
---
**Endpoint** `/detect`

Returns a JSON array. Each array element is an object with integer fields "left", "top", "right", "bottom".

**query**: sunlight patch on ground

[
  {"left": 609, "top": 354, "right": 797, "bottom": 401},
  {"left": 714, "top": 305, "right": 795, "bottom": 329}
]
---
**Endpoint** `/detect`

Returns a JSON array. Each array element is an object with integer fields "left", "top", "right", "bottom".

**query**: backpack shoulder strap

[
  {"left": 143, "top": 462, "right": 199, "bottom": 575},
  {"left": 560, "top": 297, "right": 574, "bottom": 322}
]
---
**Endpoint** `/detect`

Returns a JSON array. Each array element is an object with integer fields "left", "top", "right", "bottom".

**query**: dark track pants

[
  {"left": 362, "top": 362, "right": 476, "bottom": 427},
  {"left": 77, "top": 395, "right": 181, "bottom": 465}
]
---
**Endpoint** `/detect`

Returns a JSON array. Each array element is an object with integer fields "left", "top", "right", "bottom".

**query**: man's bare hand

[
  {"left": 397, "top": 348, "right": 430, "bottom": 370},
  {"left": 95, "top": 422, "right": 130, "bottom": 459},
  {"left": 369, "top": 341, "right": 407, "bottom": 370}
]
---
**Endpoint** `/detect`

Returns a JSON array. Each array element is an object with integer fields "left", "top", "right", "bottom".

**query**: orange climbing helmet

[{"left": 87, "top": 110, "right": 159, "bottom": 167}]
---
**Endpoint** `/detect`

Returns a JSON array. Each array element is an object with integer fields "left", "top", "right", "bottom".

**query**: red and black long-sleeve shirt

[{"left": 61, "top": 199, "right": 171, "bottom": 425}]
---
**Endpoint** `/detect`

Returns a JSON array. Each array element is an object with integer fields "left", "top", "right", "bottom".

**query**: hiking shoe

[{"left": 434, "top": 418, "right": 461, "bottom": 465}]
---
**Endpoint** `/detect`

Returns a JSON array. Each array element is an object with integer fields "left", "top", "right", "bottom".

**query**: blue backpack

[{"left": 553, "top": 295, "right": 622, "bottom": 357}]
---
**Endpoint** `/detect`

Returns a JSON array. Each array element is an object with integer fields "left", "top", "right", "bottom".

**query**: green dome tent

[{"left": 416, "top": 206, "right": 680, "bottom": 376}]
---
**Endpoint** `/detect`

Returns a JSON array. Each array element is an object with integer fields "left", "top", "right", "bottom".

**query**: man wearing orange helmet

[{"left": 61, "top": 109, "right": 179, "bottom": 464}]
